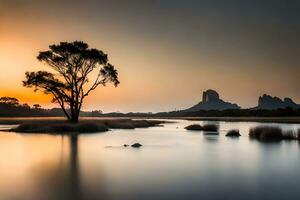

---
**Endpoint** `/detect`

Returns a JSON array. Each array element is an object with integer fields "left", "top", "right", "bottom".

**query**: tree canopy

[
  {"left": 23, "top": 41, "right": 120, "bottom": 122},
  {"left": 0, "top": 97, "right": 19, "bottom": 106}
]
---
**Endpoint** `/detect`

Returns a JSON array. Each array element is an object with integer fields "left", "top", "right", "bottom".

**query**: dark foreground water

[{"left": 0, "top": 120, "right": 300, "bottom": 200}]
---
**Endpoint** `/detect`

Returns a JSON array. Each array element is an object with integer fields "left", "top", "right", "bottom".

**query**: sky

[{"left": 0, "top": 0, "right": 299, "bottom": 112}]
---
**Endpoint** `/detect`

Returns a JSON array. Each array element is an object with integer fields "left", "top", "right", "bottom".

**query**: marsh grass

[
  {"left": 9, "top": 119, "right": 164, "bottom": 134},
  {"left": 185, "top": 124, "right": 219, "bottom": 132},
  {"left": 184, "top": 124, "right": 203, "bottom": 131},
  {"left": 249, "top": 126, "right": 283, "bottom": 141},
  {"left": 282, "top": 130, "right": 297, "bottom": 140},
  {"left": 12, "top": 122, "right": 109, "bottom": 134},
  {"left": 202, "top": 124, "right": 219, "bottom": 132},
  {"left": 103, "top": 119, "right": 162, "bottom": 129},
  {"left": 249, "top": 126, "right": 300, "bottom": 141}
]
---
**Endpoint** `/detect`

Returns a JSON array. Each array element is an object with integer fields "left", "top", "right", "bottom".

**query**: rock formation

[
  {"left": 186, "top": 89, "right": 240, "bottom": 111},
  {"left": 255, "top": 94, "right": 300, "bottom": 110}
]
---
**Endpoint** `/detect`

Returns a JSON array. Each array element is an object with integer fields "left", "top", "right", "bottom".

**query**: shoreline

[
  {"left": 0, "top": 118, "right": 166, "bottom": 134},
  {"left": 166, "top": 117, "right": 300, "bottom": 124},
  {"left": 1, "top": 116, "right": 300, "bottom": 125}
]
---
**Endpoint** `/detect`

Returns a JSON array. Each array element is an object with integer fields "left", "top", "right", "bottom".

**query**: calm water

[{"left": 0, "top": 119, "right": 300, "bottom": 200}]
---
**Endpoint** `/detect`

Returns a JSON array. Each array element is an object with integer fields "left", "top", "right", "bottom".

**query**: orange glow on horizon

[{"left": 0, "top": 1, "right": 299, "bottom": 112}]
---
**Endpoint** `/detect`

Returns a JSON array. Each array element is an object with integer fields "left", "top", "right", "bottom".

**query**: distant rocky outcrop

[
  {"left": 255, "top": 94, "right": 300, "bottom": 110},
  {"left": 185, "top": 89, "right": 240, "bottom": 111}
]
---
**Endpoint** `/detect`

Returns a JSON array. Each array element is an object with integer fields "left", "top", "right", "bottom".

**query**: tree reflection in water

[
  {"left": 69, "top": 133, "right": 82, "bottom": 200},
  {"left": 27, "top": 133, "right": 82, "bottom": 200},
  {"left": 27, "top": 132, "right": 110, "bottom": 200}
]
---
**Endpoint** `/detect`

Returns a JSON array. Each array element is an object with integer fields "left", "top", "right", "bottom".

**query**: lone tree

[
  {"left": 0, "top": 97, "right": 19, "bottom": 106},
  {"left": 23, "top": 41, "right": 120, "bottom": 122},
  {"left": 32, "top": 104, "right": 42, "bottom": 109}
]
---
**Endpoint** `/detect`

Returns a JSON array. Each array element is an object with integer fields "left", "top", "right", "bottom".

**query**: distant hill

[
  {"left": 185, "top": 89, "right": 240, "bottom": 111},
  {"left": 1, "top": 94, "right": 300, "bottom": 118},
  {"left": 254, "top": 94, "right": 300, "bottom": 110}
]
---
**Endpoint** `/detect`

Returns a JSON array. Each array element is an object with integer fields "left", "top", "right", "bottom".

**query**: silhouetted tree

[
  {"left": 0, "top": 97, "right": 19, "bottom": 106},
  {"left": 33, "top": 104, "right": 42, "bottom": 109},
  {"left": 22, "top": 103, "right": 30, "bottom": 109},
  {"left": 23, "top": 41, "right": 120, "bottom": 122}
]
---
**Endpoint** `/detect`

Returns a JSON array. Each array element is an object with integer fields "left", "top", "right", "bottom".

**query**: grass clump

[
  {"left": 249, "top": 126, "right": 300, "bottom": 141},
  {"left": 202, "top": 124, "right": 219, "bottom": 132},
  {"left": 185, "top": 124, "right": 219, "bottom": 132},
  {"left": 226, "top": 129, "right": 241, "bottom": 137},
  {"left": 185, "top": 124, "right": 203, "bottom": 131},
  {"left": 282, "top": 130, "right": 297, "bottom": 140},
  {"left": 249, "top": 126, "right": 283, "bottom": 141}
]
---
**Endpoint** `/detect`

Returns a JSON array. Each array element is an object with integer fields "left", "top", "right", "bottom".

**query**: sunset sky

[{"left": 0, "top": 0, "right": 299, "bottom": 112}]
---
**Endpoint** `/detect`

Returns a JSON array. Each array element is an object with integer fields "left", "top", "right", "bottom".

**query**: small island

[{"left": 5, "top": 118, "right": 165, "bottom": 134}]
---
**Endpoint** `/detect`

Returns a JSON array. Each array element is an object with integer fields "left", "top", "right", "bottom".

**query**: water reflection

[
  {"left": 203, "top": 135, "right": 219, "bottom": 143},
  {"left": 203, "top": 131, "right": 219, "bottom": 136},
  {"left": 69, "top": 134, "right": 81, "bottom": 200},
  {"left": 0, "top": 132, "right": 85, "bottom": 200},
  {"left": 28, "top": 134, "right": 82, "bottom": 200},
  {"left": 0, "top": 120, "right": 300, "bottom": 200}
]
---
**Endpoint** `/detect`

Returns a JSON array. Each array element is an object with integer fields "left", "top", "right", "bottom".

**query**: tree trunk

[{"left": 70, "top": 112, "right": 79, "bottom": 123}]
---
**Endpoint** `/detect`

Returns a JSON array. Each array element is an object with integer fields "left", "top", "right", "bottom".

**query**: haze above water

[{"left": 0, "top": 119, "right": 300, "bottom": 200}]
